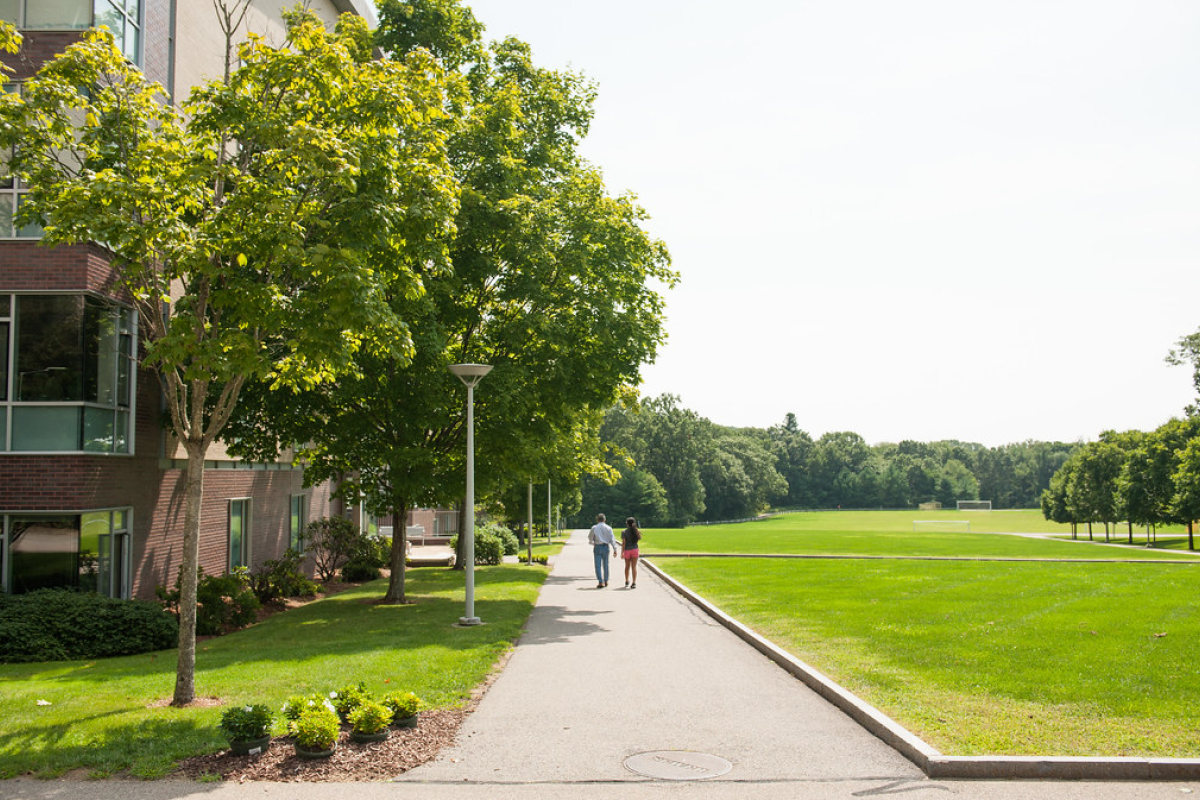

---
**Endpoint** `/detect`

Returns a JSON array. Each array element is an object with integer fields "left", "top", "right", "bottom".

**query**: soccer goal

[
  {"left": 913, "top": 519, "right": 970, "bottom": 532},
  {"left": 956, "top": 500, "right": 992, "bottom": 511}
]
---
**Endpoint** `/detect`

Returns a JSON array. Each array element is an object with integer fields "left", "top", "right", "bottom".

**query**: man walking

[{"left": 588, "top": 513, "right": 618, "bottom": 588}]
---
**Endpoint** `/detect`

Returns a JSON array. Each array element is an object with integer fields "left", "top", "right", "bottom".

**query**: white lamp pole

[{"left": 449, "top": 363, "right": 491, "bottom": 626}]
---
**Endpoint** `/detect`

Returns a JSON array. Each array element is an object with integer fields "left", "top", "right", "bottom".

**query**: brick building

[{"left": 0, "top": 0, "right": 413, "bottom": 600}]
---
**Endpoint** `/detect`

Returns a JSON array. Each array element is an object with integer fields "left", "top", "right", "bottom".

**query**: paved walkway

[{"left": 1, "top": 529, "right": 1194, "bottom": 800}]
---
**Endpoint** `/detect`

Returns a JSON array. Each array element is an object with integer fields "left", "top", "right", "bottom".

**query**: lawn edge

[{"left": 642, "top": 557, "right": 1200, "bottom": 782}]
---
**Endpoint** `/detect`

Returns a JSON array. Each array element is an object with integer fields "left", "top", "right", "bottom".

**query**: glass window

[
  {"left": 8, "top": 515, "right": 79, "bottom": 594},
  {"left": 93, "top": 0, "right": 140, "bottom": 65},
  {"left": 6, "top": 296, "right": 135, "bottom": 453},
  {"left": 0, "top": 0, "right": 19, "bottom": 25},
  {"left": 229, "top": 499, "right": 250, "bottom": 571},
  {"left": 0, "top": 320, "right": 8, "bottom": 401},
  {"left": 25, "top": 0, "right": 90, "bottom": 29},
  {"left": 12, "top": 406, "right": 80, "bottom": 450},
  {"left": 16, "top": 295, "right": 85, "bottom": 401},
  {"left": 289, "top": 495, "right": 306, "bottom": 551}
]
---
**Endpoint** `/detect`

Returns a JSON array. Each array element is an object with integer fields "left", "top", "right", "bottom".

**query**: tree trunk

[
  {"left": 1127, "top": 521, "right": 1133, "bottom": 544},
  {"left": 1190, "top": 520, "right": 1195, "bottom": 551},
  {"left": 172, "top": 439, "right": 207, "bottom": 706},
  {"left": 1087, "top": 521, "right": 1093, "bottom": 540},
  {"left": 384, "top": 500, "right": 409, "bottom": 603}
]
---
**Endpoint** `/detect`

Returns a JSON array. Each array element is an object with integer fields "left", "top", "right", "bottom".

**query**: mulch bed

[
  {"left": 173, "top": 572, "right": 507, "bottom": 782},
  {"left": 174, "top": 709, "right": 468, "bottom": 782}
]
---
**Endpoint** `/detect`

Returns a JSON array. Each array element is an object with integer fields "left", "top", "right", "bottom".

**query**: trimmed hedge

[{"left": 0, "top": 589, "right": 178, "bottom": 663}]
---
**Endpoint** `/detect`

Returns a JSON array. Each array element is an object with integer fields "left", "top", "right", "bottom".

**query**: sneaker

[
  {"left": 631, "top": 583, "right": 636, "bottom": 588},
  {"left": 597, "top": 582, "right": 604, "bottom": 589}
]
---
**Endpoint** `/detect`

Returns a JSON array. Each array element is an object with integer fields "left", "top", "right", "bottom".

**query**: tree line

[
  {"left": 566, "top": 395, "right": 1080, "bottom": 528},
  {"left": 1040, "top": 418, "right": 1200, "bottom": 548}
]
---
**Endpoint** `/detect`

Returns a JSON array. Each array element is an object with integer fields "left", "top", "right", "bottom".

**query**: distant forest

[{"left": 568, "top": 395, "right": 1080, "bottom": 528}]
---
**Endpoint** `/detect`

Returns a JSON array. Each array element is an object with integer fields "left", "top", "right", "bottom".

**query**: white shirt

[{"left": 588, "top": 522, "right": 617, "bottom": 552}]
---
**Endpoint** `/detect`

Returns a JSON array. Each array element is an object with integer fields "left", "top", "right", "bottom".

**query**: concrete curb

[{"left": 642, "top": 558, "right": 1200, "bottom": 781}]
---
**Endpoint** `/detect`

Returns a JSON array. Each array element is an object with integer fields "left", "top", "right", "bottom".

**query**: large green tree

[
  {"left": 230, "top": 0, "right": 674, "bottom": 599},
  {"left": 0, "top": 8, "right": 457, "bottom": 702}
]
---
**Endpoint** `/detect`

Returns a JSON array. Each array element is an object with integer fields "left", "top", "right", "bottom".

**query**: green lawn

[
  {"left": 645, "top": 512, "right": 1199, "bottom": 757},
  {"left": 643, "top": 510, "right": 1197, "bottom": 560},
  {"left": 0, "top": 564, "right": 548, "bottom": 779}
]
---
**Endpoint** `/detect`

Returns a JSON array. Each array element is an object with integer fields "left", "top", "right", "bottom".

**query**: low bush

[
  {"left": 517, "top": 553, "right": 549, "bottom": 565},
  {"left": 330, "top": 682, "right": 370, "bottom": 718},
  {"left": 340, "top": 557, "right": 381, "bottom": 582},
  {"left": 290, "top": 707, "right": 339, "bottom": 751},
  {"left": 304, "top": 516, "right": 363, "bottom": 582},
  {"left": 281, "top": 693, "right": 333, "bottom": 722},
  {"left": 382, "top": 691, "right": 421, "bottom": 720},
  {"left": 220, "top": 704, "right": 273, "bottom": 742},
  {"left": 250, "top": 548, "right": 319, "bottom": 605},
  {"left": 157, "top": 568, "right": 260, "bottom": 636},
  {"left": 479, "top": 522, "right": 520, "bottom": 556},
  {"left": 348, "top": 699, "right": 392, "bottom": 734},
  {"left": 0, "top": 589, "right": 178, "bottom": 663},
  {"left": 449, "top": 526, "right": 503, "bottom": 566}
]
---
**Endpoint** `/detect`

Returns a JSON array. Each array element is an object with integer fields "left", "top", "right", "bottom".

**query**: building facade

[{"left": 0, "top": 0, "right": 384, "bottom": 600}]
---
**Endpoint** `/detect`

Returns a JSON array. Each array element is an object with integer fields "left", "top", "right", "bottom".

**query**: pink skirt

[{"left": 622, "top": 548, "right": 639, "bottom": 560}]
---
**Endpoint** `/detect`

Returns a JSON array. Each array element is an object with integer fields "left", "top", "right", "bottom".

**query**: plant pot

[
  {"left": 393, "top": 713, "right": 419, "bottom": 729},
  {"left": 228, "top": 736, "right": 271, "bottom": 756},
  {"left": 294, "top": 743, "right": 336, "bottom": 759},
  {"left": 350, "top": 729, "right": 390, "bottom": 744}
]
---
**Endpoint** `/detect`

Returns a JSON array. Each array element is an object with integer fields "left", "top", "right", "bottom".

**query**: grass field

[
  {"left": 642, "top": 511, "right": 1199, "bottom": 757},
  {"left": 643, "top": 510, "right": 1196, "bottom": 560},
  {"left": 0, "top": 564, "right": 547, "bottom": 779}
]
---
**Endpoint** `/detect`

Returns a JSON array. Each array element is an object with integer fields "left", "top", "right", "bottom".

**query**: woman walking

[{"left": 621, "top": 517, "right": 642, "bottom": 588}]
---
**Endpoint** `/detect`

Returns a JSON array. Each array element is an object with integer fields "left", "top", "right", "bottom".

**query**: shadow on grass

[{"left": 0, "top": 712, "right": 218, "bottom": 780}]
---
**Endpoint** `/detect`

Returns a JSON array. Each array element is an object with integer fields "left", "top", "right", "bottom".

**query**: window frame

[
  {"left": 1, "top": 507, "right": 132, "bottom": 597},
  {"left": 1, "top": 1, "right": 143, "bottom": 65},
  {"left": 289, "top": 494, "right": 307, "bottom": 552}
]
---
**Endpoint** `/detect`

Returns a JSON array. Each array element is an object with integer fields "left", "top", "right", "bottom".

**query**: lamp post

[{"left": 449, "top": 363, "right": 491, "bottom": 626}]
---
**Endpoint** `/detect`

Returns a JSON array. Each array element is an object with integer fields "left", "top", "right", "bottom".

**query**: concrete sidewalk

[{"left": 396, "top": 528, "right": 922, "bottom": 788}]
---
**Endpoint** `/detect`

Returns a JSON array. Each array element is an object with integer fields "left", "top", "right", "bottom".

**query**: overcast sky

[{"left": 460, "top": 0, "right": 1200, "bottom": 447}]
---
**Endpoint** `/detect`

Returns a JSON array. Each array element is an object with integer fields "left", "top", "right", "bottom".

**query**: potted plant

[
  {"left": 348, "top": 699, "right": 393, "bottom": 743},
  {"left": 329, "top": 682, "right": 369, "bottom": 722},
  {"left": 383, "top": 691, "right": 422, "bottom": 729},
  {"left": 220, "top": 704, "right": 273, "bottom": 756},
  {"left": 281, "top": 693, "right": 333, "bottom": 724},
  {"left": 290, "top": 706, "right": 340, "bottom": 759}
]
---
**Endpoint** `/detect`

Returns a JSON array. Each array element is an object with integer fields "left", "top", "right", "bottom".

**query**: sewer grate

[{"left": 623, "top": 750, "right": 733, "bottom": 781}]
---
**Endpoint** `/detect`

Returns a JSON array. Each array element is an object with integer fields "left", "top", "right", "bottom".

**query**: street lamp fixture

[{"left": 449, "top": 363, "right": 491, "bottom": 625}]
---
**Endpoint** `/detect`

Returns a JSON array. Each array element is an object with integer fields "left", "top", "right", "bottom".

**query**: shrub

[
  {"left": 479, "top": 522, "right": 519, "bottom": 556},
  {"left": 340, "top": 557, "right": 381, "bottom": 582},
  {"left": 158, "top": 568, "right": 259, "bottom": 636},
  {"left": 305, "top": 517, "right": 367, "bottom": 581},
  {"left": 348, "top": 700, "right": 392, "bottom": 735},
  {"left": 518, "top": 553, "right": 549, "bottom": 565},
  {"left": 448, "top": 526, "right": 503, "bottom": 566},
  {"left": 290, "top": 707, "right": 339, "bottom": 751},
  {"left": 250, "top": 548, "right": 319, "bottom": 605},
  {"left": 281, "top": 693, "right": 334, "bottom": 723},
  {"left": 382, "top": 691, "right": 421, "bottom": 720},
  {"left": 0, "top": 589, "right": 178, "bottom": 663},
  {"left": 330, "top": 682, "right": 370, "bottom": 718},
  {"left": 220, "top": 704, "right": 273, "bottom": 742}
]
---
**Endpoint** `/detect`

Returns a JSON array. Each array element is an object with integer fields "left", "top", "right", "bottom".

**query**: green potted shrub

[
  {"left": 348, "top": 699, "right": 393, "bottom": 743},
  {"left": 383, "top": 691, "right": 422, "bottom": 729},
  {"left": 219, "top": 704, "right": 273, "bottom": 756},
  {"left": 329, "top": 682, "right": 369, "bottom": 722},
  {"left": 281, "top": 693, "right": 333, "bottom": 723},
  {"left": 290, "top": 706, "right": 340, "bottom": 759}
]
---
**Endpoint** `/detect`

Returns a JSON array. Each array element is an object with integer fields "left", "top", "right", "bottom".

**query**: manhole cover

[{"left": 624, "top": 750, "right": 733, "bottom": 781}]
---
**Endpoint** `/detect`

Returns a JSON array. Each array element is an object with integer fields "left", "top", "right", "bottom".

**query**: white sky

[{"left": 459, "top": 0, "right": 1200, "bottom": 447}]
